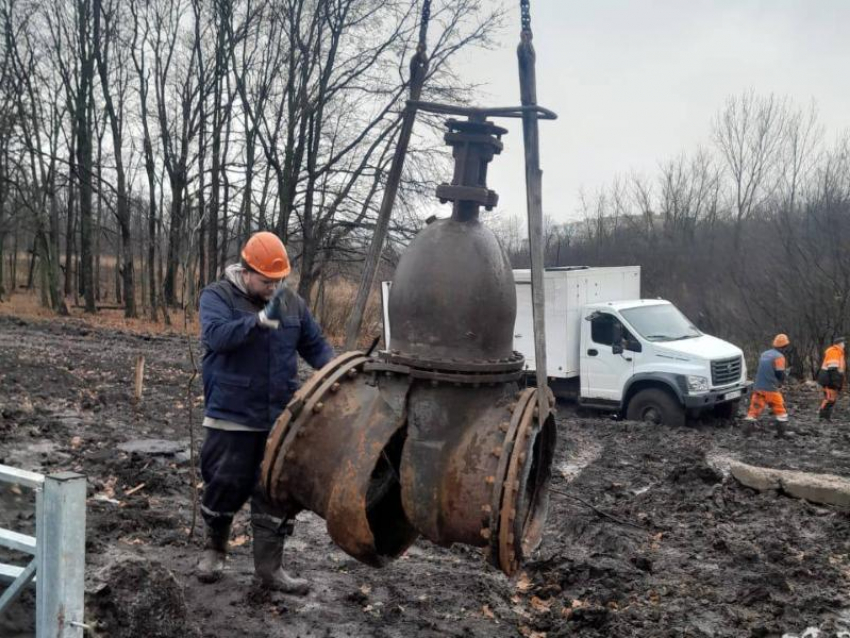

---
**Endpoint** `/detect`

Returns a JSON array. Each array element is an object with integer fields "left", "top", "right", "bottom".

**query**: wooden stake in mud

[
  {"left": 517, "top": 0, "right": 550, "bottom": 423},
  {"left": 133, "top": 355, "right": 146, "bottom": 402}
]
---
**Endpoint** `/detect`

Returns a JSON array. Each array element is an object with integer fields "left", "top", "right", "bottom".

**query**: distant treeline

[{"left": 496, "top": 92, "right": 850, "bottom": 374}]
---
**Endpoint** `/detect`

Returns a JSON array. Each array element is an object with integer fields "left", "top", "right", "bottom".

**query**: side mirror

[{"left": 612, "top": 322, "right": 624, "bottom": 354}]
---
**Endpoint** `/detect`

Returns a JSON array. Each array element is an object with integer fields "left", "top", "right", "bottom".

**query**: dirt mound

[{"left": 88, "top": 553, "right": 200, "bottom": 638}]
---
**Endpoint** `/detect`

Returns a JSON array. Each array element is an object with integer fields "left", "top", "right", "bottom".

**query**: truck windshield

[{"left": 620, "top": 304, "right": 701, "bottom": 342}]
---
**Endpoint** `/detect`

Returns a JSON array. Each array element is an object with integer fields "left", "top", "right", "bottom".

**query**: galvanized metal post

[
  {"left": 36, "top": 472, "right": 86, "bottom": 638},
  {"left": 517, "top": 3, "right": 550, "bottom": 423}
]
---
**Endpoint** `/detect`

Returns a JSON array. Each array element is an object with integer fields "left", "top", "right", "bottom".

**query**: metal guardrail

[{"left": 0, "top": 464, "right": 86, "bottom": 637}]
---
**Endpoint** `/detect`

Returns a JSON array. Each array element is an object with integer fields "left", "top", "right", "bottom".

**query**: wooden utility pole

[{"left": 343, "top": 1, "right": 431, "bottom": 350}]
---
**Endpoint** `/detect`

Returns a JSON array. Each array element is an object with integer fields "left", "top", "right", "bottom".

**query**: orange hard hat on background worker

[
  {"left": 773, "top": 334, "right": 790, "bottom": 348},
  {"left": 242, "top": 231, "right": 291, "bottom": 279}
]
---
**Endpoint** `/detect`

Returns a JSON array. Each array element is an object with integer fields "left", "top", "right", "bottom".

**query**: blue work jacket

[{"left": 199, "top": 280, "right": 334, "bottom": 430}]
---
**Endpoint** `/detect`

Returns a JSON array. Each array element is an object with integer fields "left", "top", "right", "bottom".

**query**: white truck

[
  {"left": 381, "top": 266, "right": 751, "bottom": 426},
  {"left": 512, "top": 266, "right": 750, "bottom": 425}
]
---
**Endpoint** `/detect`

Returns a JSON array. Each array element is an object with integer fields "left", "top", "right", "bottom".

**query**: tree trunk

[
  {"left": 115, "top": 236, "right": 123, "bottom": 303},
  {"left": 208, "top": 94, "right": 220, "bottom": 283},
  {"left": 296, "top": 110, "right": 320, "bottom": 300},
  {"left": 164, "top": 177, "right": 185, "bottom": 305},
  {"left": 240, "top": 120, "right": 256, "bottom": 246},
  {"left": 64, "top": 171, "right": 76, "bottom": 296},
  {"left": 98, "top": 108, "right": 137, "bottom": 316},
  {"left": 0, "top": 233, "right": 4, "bottom": 300},
  {"left": 0, "top": 147, "right": 6, "bottom": 300},
  {"left": 10, "top": 216, "right": 19, "bottom": 295},
  {"left": 38, "top": 250, "right": 48, "bottom": 306},
  {"left": 36, "top": 222, "right": 68, "bottom": 315},
  {"left": 25, "top": 243, "right": 36, "bottom": 290},
  {"left": 198, "top": 93, "right": 207, "bottom": 289},
  {"left": 75, "top": 28, "right": 97, "bottom": 313},
  {"left": 148, "top": 181, "right": 158, "bottom": 319},
  {"left": 95, "top": 135, "right": 103, "bottom": 301},
  {"left": 297, "top": 219, "right": 316, "bottom": 300},
  {"left": 219, "top": 98, "right": 232, "bottom": 271},
  {"left": 158, "top": 180, "right": 165, "bottom": 302}
]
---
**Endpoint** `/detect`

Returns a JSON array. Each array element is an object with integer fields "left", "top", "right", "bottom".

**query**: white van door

[{"left": 580, "top": 311, "right": 634, "bottom": 401}]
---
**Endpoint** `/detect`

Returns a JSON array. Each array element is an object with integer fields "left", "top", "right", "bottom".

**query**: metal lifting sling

[{"left": 516, "top": 0, "right": 550, "bottom": 422}]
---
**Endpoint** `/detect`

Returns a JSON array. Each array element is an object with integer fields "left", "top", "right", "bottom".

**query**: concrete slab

[
  {"left": 718, "top": 456, "right": 850, "bottom": 510},
  {"left": 117, "top": 439, "right": 187, "bottom": 456}
]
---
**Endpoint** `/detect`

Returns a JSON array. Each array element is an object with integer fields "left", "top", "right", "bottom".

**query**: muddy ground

[{"left": 1, "top": 313, "right": 849, "bottom": 637}]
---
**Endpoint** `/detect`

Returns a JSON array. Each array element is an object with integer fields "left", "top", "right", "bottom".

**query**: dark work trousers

[{"left": 199, "top": 428, "right": 290, "bottom": 535}]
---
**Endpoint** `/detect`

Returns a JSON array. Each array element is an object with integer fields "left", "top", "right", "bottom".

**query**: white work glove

[{"left": 258, "top": 287, "right": 287, "bottom": 329}]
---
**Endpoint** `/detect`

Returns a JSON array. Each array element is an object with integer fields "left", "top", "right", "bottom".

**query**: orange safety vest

[{"left": 821, "top": 345, "right": 846, "bottom": 372}]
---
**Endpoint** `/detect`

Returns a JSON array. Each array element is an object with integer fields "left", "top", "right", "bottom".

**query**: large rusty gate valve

[
  {"left": 261, "top": 113, "right": 557, "bottom": 576},
  {"left": 386, "top": 113, "right": 556, "bottom": 575}
]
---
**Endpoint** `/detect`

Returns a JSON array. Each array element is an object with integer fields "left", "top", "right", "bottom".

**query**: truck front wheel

[{"left": 626, "top": 388, "right": 686, "bottom": 427}]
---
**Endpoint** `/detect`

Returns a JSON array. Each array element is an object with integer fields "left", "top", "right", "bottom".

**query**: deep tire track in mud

[{"left": 1, "top": 315, "right": 849, "bottom": 637}]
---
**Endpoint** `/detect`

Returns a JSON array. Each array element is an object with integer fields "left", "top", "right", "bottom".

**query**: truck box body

[{"left": 513, "top": 266, "right": 640, "bottom": 378}]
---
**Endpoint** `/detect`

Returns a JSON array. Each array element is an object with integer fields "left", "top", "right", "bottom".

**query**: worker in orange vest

[
  {"left": 744, "top": 334, "right": 791, "bottom": 436},
  {"left": 817, "top": 336, "right": 846, "bottom": 421}
]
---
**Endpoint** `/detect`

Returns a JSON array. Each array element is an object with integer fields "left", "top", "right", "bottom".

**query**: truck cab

[{"left": 578, "top": 299, "right": 749, "bottom": 425}]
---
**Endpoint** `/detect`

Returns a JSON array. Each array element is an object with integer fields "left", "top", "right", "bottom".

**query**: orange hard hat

[
  {"left": 241, "top": 231, "right": 291, "bottom": 279},
  {"left": 772, "top": 333, "right": 790, "bottom": 348}
]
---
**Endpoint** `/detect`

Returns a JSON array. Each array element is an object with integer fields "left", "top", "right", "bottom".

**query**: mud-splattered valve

[{"left": 261, "top": 115, "right": 556, "bottom": 577}]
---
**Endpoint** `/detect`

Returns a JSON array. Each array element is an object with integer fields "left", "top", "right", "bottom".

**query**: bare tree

[
  {"left": 93, "top": 0, "right": 136, "bottom": 316},
  {"left": 129, "top": 0, "right": 160, "bottom": 318},
  {"left": 3, "top": 0, "right": 68, "bottom": 313},
  {"left": 45, "top": 0, "right": 98, "bottom": 311},
  {"left": 713, "top": 90, "right": 788, "bottom": 242},
  {"left": 148, "top": 0, "right": 204, "bottom": 306}
]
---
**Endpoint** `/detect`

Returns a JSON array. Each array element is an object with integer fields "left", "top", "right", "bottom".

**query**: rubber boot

[
  {"left": 818, "top": 403, "right": 833, "bottom": 421},
  {"left": 741, "top": 417, "right": 756, "bottom": 437},
  {"left": 774, "top": 419, "right": 787, "bottom": 439},
  {"left": 252, "top": 526, "right": 310, "bottom": 595},
  {"left": 196, "top": 522, "right": 230, "bottom": 583}
]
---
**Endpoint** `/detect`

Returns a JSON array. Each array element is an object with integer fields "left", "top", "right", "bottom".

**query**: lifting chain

[
  {"left": 410, "top": 0, "right": 431, "bottom": 84},
  {"left": 520, "top": 0, "right": 531, "bottom": 33},
  {"left": 418, "top": 0, "right": 432, "bottom": 52}
]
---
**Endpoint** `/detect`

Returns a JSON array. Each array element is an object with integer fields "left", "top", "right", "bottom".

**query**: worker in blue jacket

[{"left": 195, "top": 231, "right": 334, "bottom": 594}]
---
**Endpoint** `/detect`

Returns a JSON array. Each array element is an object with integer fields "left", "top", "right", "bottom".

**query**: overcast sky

[{"left": 451, "top": 0, "right": 850, "bottom": 223}]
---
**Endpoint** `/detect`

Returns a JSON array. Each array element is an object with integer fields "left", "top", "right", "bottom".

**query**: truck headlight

[{"left": 686, "top": 375, "right": 710, "bottom": 393}]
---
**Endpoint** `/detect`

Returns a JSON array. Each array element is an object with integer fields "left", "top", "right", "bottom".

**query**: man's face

[{"left": 243, "top": 270, "right": 283, "bottom": 301}]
